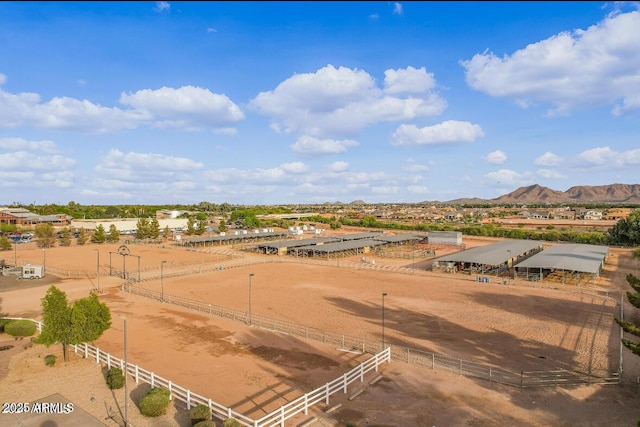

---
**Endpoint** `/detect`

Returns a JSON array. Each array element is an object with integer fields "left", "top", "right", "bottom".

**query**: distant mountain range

[{"left": 446, "top": 183, "right": 640, "bottom": 205}]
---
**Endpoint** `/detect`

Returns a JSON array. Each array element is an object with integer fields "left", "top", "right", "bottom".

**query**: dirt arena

[{"left": 1, "top": 233, "right": 640, "bottom": 426}]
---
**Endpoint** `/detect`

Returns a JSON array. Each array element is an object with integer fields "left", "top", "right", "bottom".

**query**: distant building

[
  {"left": 0, "top": 208, "right": 72, "bottom": 227},
  {"left": 155, "top": 210, "right": 187, "bottom": 219}
]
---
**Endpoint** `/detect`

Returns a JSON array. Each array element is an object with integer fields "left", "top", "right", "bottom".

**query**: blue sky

[{"left": 1, "top": 1, "right": 639, "bottom": 206}]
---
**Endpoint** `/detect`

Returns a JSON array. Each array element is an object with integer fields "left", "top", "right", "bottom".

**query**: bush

[
  {"left": 139, "top": 387, "right": 171, "bottom": 417},
  {"left": 4, "top": 320, "right": 37, "bottom": 337},
  {"left": 106, "top": 367, "right": 125, "bottom": 390},
  {"left": 222, "top": 419, "right": 241, "bottom": 427},
  {"left": 44, "top": 354, "right": 57, "bottom": 367},
  {"left": 194, "top": 421, "right": 217, "bottom": 427},
  {"left": 0, "top": 318, "right": 13, "bottom": 333},
  {"left": 190, "top": 404, "right": 211, "bottom": 425}
]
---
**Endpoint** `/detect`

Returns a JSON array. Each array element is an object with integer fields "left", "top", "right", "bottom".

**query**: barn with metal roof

[
  {"left": 513, "top": 243, "right": 609, "bottom": 285},
  {"left": 431, "top": 239, "right": 545, "bottom": 275}
]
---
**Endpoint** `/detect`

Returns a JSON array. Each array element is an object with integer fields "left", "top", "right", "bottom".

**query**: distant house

[
  {"left": 155, "top": 210, "right": 186, "bottom": 219},
  {"left": 0, "top": 208, "right": 72, "bottom": 227},
  {"left": 604, "top": 208, "right": 631, "bottom": 221},
  {"left": 582, "top": 210, "right": 603, "bottom": 220}
]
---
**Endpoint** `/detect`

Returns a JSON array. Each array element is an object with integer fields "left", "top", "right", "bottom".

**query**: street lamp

[
  {"left": 160, "top": 261, "right": 167, "bottom": 303},
  {"left": 94, "top": 249, "right": 100, "bottom": 292},
  {"left": 118, "top": 315, "right": 129, "bottom": 427},
  {"left": 507, "top": 250, "right": 512, "bottom": 285},
  {"left": 382, "top": 292, "right": 388, "bottom": 349},
  {"left": 248, "top": 273, "right": 255, "bottom": 325}
]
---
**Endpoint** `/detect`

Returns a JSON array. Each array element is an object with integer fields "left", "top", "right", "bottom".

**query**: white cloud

[
  {"left": 403, "top": 158, "right": 429, "bottom": 172},
  {"left": 250, "top": 64, "right": 446, "bottom": 137},
  {"left": 0, "top": 137, "right": 57, "bottom": 153},
  {"left": 383, "top": 66, "right": 436, "bottom": 94},
  {"left": 391, "top": 120, "right": 484, "bottom": 146},
  {"left": 119, "top": 86, "right": 245, "bottom": 130},
  {"left": 537, "top": 169, "right": 567, "bottom": 179},
  {"left": 290, "top": 135, "right": 359, "bottom": 155},
  {"left": 462, "top": 10, "right": 640, "bottom": 115},
  {"left": 0, "top": 76, "right": 244, "bottom": 132},
  {"left": 328, "top": 161, "right": 349, "bottom": 172},
  {"left": 485, "top": 149, "right": 507, "bottom": 164},
  {"left": 206, "top": 27, "right": 217, "bottom": 33},
  {"left": 99, "top": 149, "right": 204, "bottom": 172},
  {"left": 280, "top": 161, "right": 308, "bottom": 173},
  {"left": 155, "top": 1, "right": 170, "bottom": 12},
  {"left": 485, "top": 169, "right": 533, "bottom": 186},
  {"left": 407, "top": 185, "right": 430, "bottom": 194},
  {"left": 0, "top": 137, "right": 76, "bottom": 189},
  {"left": 574, "top": 145, "right": 640, "bottom": 167},
  {"left": 393, "top": 3, "right": 403, "bottom": 16},
  {"left": 534, "top": 151, "right": 563, "bottom": 166}
]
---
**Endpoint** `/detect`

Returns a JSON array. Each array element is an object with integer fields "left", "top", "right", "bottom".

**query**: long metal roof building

[
  {"left": 434, "top": 239, "right": 545, "bottom": 266},
  {"left": 514, "top": 243, "right": 609, "bottom": 274}
]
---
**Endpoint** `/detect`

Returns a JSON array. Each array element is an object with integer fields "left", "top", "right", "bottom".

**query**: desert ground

[{"left": 1, "top": 231, "right": 640, "bottom": 427}]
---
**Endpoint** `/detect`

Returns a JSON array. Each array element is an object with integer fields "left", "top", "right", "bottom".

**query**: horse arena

[{"left": 1, "top": 231, "right": 640, "bottom": 426}]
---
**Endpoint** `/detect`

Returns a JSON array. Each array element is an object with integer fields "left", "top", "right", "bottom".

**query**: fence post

[
  {"left": 107, "top": 353, "right": 111, "bottom": 370},
  {"left": 151, "top": 372, "right": 155, "bottom": 388},
  {"left": 96, "top": 348, "right": 100, "bottom": 363},
  {"left": 304, "top": 393, "right": 308, "bottom": 415},
  {"left": 343, "top": 373, "right": 348, "bottom": 393},
  {"left": 325, "top": 383, "right": 330, "bottom": 405},
  {"left": 360, "top": 362, "right": 365, "bottom": 381},
  {"left": 168, "top": 381, "right": 173, "bottom": 401},
  {"left": 489, "top": 367, "right": 492, "bottom": 383},
  {"left": 432, "top": 353, "right": 435, "bottom": 369},
  {"left": 135, "top": 365, "right": 139, "bottom": 384}
]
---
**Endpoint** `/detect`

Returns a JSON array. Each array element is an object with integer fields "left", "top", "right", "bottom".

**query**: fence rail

[
  {"left": 6, "top": 317, "right": 390, "bottom": 427},
  {"left": 120, "top": 283, "right": 621, "bottom": 389}
]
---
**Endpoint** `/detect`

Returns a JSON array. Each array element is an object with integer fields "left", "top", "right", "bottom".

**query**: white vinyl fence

[{"left": 7, "top": 317, "right": 391, "bottom": 427}]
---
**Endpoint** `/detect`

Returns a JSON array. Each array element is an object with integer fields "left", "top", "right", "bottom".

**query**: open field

[{"left": 1, "top": 234, "right": 640, "bottom": 426}]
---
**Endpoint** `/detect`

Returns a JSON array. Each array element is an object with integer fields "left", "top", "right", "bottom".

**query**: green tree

[
  {"left": 92, "top": 224, "right": 107, "bottom": 243},
  {"left": 196, "top": 219, "right": 207, "bottom": 235},
  {"left": 59, "top": 227, "right": 72, "bottom": 247},
  {"left": 607, "top": 211, "right": 640, "bottom": 246},
  {"left": 35, "top": 223, "right": 56, "bottom": 248},
  {"left": 136, "top": 217, "right": 150, "bottom": 239},
  {"left": 195, "top": 212, "right": 207, "bottom": 221},
  {"left": 77, "top": 228, "right": 89, "bottom": 245},
  {"left": 186, "top": 217, "right": 196, "bottom": 235},
  {"left": 218, "top": 220, "right": 228, "bottom": 233},
  {"left": 163, "top": 225, "right": 172, "bottom": 240},
  {"left": 35, "top": 286, "right": 111, "bottom": 361},
  {"left": 148, "top": 218, "right": 161, "bottom": 239},
  {"left": 107, "top": 224, "right": 120, "bottom": 243},
  {"left": 0, "top": 235, "right": 12, "bottom": 251}
]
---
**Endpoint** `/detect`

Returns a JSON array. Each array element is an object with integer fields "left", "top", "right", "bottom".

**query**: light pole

[
  {"left": 160, "top": 261, "right": 167, "bottom": 303},
  {"left": 94, "top": 249, "right": 100, "bottom": 292},
  {"left": 118, "top": 315, "right": 129, "bottom": 427},
  {"left": 14, "top": 240, "right": 16, "bottom": 265},
  {"left": 248, "top": 273, "right": 255, "bottom": 325},
  {"left": 382, "top": 292, "right": 388, "bottom": 349},
  {"left": 507, "top": 250, "right": 512, "bottom": 285},
  {"left": 42, "top": 247, "right": 46, "bottom": 278}
]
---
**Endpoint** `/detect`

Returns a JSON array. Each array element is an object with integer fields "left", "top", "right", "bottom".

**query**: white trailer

[{"left": 21, "top": 264, "right": 44, "bottom": 280}]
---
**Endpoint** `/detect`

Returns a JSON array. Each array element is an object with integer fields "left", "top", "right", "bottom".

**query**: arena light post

[
  {"left": 94, "top": 249, "right": 100, "bottom": 292},
  {"left": 382, "top": 292, "right": 388, "bottom": 349},
  {"left": 160, "top": 260, "right": 166, "bottom": 303},
  {"left": 118, "top": 314, "right": 129, "bottom": 427},
  {"left": 248, "top": 273, "right": 255, "bottom": 325},
  {"left": 42, "top": 247, "right": 46, "bottom": 278},
  {"left": 507, "top": 250, "right": 512, "bottom": 285}
]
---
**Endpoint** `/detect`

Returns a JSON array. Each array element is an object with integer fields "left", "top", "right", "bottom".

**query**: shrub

[
  {"left": 222, "top": 419, "right": 241, "bottom": 427},
  {"left": 0, "top": 318, "right": 13, "bottom": 333},
  {"left": 139, "top": 387, "right": 171, "bottom": 417},
  {"left": 190, "top": 404, "right": 211, "bottom": 425},
  {"left": 44, "top": 354, "right": 57, "bottom": 367},
  {"left": 4, "top": 320, "right": 37, "bottom": 337},
  {"left": 194, "top": 421, "right": 217, "bottom": 427},
  {"left": 106, "top": 367, "right": 125, "bottom": 390}
]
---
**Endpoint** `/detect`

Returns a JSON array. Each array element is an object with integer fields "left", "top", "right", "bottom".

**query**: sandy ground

[{"left": 1, "top": 232, "right": 640, "bottom": 426}]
